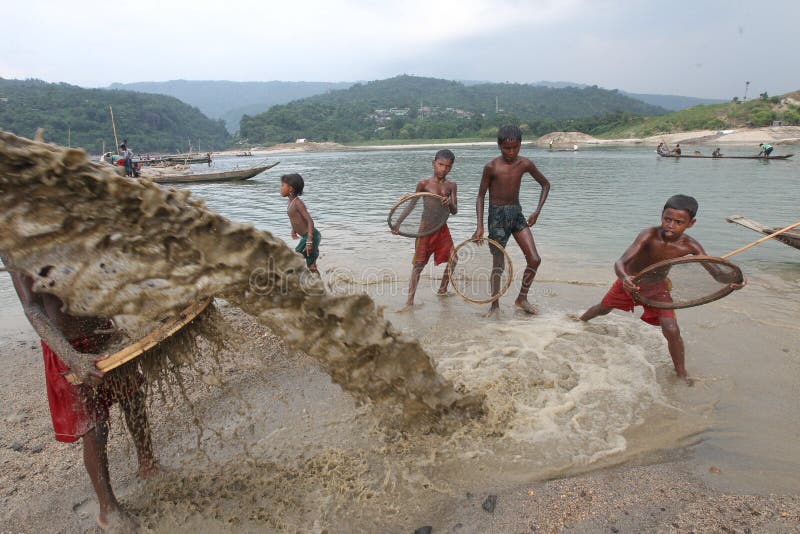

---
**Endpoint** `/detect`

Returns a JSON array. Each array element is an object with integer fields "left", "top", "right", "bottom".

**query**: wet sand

[{"left": 2, "top": 302, "right": 798, "bottom": 532}]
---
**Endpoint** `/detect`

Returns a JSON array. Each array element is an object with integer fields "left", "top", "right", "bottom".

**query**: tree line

[{"left": 0, "top": 78, "right": 230, "bottom": 154}]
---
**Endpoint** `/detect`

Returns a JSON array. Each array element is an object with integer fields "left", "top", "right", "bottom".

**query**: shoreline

[
  {"left": 214, "top": 125, "right": 800, "bottom": 157},
  {"left": 1, "top": 308, "right": 798, "bottom": 532}
]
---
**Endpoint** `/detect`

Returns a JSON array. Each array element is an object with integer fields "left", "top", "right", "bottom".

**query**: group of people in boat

[{"left": 657, "top": 141, "right": 776, "bottom": 158}]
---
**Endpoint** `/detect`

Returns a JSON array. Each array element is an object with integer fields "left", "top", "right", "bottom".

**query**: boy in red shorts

[
  {"left": 5, "top": 258, "right": 157, "bottom": 531},
  {"left": 396, "top": 149, "right": 458, "bottom": 309},
  {"left": 580, "top": 195, "right": 745, "bottom": 381}
]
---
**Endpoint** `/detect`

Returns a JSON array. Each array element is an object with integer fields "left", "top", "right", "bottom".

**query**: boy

[
  {"left": 281, "top": 173, "right": 321, "bottom": 273},
  {"left": 579, "top": 195, "right": 745, "bottom": 381},
  {"left": 473, "top": 125, "right": 550, "bottom": 315},
  {"left": 4, "top": 254, "right": 157, "bottom": 531},
  {"left": 395, "top": 149, "right": 458, "bottom": 309}
]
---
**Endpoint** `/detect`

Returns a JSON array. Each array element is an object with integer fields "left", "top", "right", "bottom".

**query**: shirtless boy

[
  {"left": 579, "top": 195, "right": 745, "bottom": 380},
  {"left": 395, "top": 149, "right": 458, "bottom": 308},
  {"left": 473, "top": 125, "right": 550, "bottom": 315},
  {"left": 3, "top": 253, "right": 157, "bottom": 531},
  {"left": 281, "top": 173, "right": 321, "bottom": 274}
]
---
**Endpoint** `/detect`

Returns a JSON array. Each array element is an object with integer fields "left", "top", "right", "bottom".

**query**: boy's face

[
  {"left": 280, "top": 181, "right": 292, "bottom": 197},
  {"left": 660, "top": 208, "right": 695, "bottom": 239},
  {"left": 498, "top": 139, "right": 521, "bottom": 162},
  {"left": 432, "top": 157, "right": 453, "bottom": 179}
]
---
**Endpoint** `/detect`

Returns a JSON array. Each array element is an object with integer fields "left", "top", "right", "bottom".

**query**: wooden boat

[
  {"left": 150, "top": 162, "right": 279, "bottom": 184},
  {"left": 726, "top": 215, "right": 800, "bottom": 250},
  {"left": 658, "top": 153, "right": 793, "bottom": 160}
]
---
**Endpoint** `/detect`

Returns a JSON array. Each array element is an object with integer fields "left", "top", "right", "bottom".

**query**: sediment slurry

[{"left": 0, "top": 130, "right": 482, "bottom": 419}]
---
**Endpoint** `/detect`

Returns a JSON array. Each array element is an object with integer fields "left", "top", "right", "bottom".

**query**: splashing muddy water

[{"left": 0, "top": 130, "right": 481, "bottom": 419}]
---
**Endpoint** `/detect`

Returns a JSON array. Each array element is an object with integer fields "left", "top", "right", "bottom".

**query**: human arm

[
  {"left": 526, "top": 161, "right": 550, "bottom": 227},
  {"left": 689, "top": 239, "right": 747, "bottom": 289},
  {"left": 613, "top": 230, "right": 652, "bottom": 292},
  {"left": 472, "top": 166, "right": 491, "bottom": 239},
  {"left": 294, "top": 199, "right": 315, "bottom": 251},
  {"left": 443, "top": 182, "right": 457, "bottom": 215},
  {"left": 9, "top": 271, "right": 105, "bottom": 385}
]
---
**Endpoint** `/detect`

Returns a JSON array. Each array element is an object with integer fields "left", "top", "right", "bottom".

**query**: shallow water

[{"left": 1, "top": 143, "right": 798, "bottom": 511}]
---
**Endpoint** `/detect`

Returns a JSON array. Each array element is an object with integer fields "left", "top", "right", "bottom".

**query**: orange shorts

[
  {"left": 413, "top": 224, "right": 453, "bottom": 266},
  {"left": 43, "top": 335, "right": 142, "bottom": 443},
  {"left": 600, "top": 278, "right": 675, "bottom": 326}
]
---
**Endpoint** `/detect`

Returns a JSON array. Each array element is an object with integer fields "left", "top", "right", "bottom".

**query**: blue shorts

[{"left": 488, "top": 203, "right": 528, "bottom": 248}]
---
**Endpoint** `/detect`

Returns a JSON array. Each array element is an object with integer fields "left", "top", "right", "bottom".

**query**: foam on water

[{"left": 432, "top": 313, "right": 666, "bottom": 466}]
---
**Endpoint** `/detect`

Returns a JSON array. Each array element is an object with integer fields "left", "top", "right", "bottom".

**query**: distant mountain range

[
  {"left": 109, "top": 80, "right": 353, "bottom": 133},
  {"left": 238, "top": 75, "right": 670, "bottom": 144},
  {"left": 109, "top": 79, "right": 724, "bottom": 133}
]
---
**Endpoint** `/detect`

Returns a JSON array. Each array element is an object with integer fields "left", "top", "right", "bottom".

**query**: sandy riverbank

[
  {"left": 2, "top": 304, "right": 798, "bottom": 532},
  {"left": 214, "top": 126, "right": 800, "bottom": 158}
]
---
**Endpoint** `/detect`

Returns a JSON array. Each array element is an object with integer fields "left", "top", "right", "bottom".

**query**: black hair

[
  {"left": 434, "top": 149, "right": 455, "bottom": 163},
  {"left": 663, "top": 194, "right": 698, "bottom": 218},
  {"left": 497, "top": 125, "right": 522, "bottom": 144},
  {"left": 281, "top": 173, "right": 304, "bottom": 196}
]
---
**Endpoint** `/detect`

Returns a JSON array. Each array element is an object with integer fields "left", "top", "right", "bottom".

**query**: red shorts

[
  {"left": 413, "top": 224, "right": 453, "bottom": 266},
  {"left": 42, "top": 335, "right": 141, "bottom": 443},
  {"left": 600, "top": 278, "right": 675, "bottom": 326}
]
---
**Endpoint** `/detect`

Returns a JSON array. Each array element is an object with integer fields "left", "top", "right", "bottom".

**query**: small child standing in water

[{"left": 281, "top": 173, "right": 321, "bottom": 273}]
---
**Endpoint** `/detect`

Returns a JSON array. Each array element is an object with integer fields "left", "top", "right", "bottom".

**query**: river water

[{"left": 1, "top": 144, "right": 798, "bottom": 525}]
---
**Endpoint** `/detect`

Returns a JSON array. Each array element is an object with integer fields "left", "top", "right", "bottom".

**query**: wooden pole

[
  {"left": 109, "top": 105, "right": 120, "bottom": 155},
  {"left": 722, "top": 220, "right": 800, "bottom": 259}
]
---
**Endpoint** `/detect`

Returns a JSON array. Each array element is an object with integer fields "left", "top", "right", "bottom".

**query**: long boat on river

[
  {"left": 658, "top": 153, "right": 793, "bottom": 160},
  {"left": 147, "top": 162, "right": 279, "bottom": 184},
  {"left": 726, "top": 215, "right": 800, "bottom": 250}
]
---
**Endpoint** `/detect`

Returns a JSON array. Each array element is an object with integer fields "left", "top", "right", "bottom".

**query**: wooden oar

[{"left": 722, "top": 220, "right": 800, "bottom": 259}]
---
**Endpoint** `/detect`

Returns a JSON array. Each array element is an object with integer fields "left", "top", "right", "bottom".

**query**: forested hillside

[
  {"left": 239, "top": 75, "right": 668, "bottom": 144},
  {"left": 110, "top": 80, "right": 353, "bottom": 132},
  {"left": 596, "top": 91, "right": 800, "bottom": 138},
  {"left": 0, "top": 78, "right": 230, "bottom": 153}
]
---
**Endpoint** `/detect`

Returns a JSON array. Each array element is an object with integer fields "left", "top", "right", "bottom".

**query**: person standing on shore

[
  {"left": 473, "top": 125, "right": 550, "bottom": 316},
  {"left": 2, "top": 252, "right": 158, "bottom": 531}
]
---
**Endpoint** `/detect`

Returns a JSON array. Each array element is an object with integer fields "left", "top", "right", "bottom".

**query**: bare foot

[
  {"left": 484, "top": 306, "right": 501, "bottom": 318},
  {"left": 514, "top": 300, "right": 539, "bottom": 315},
  {"left": 137, "top": 461, "right": 166, "bottom": 479},
  {"left": 436, "top": 290, "right": 454, "bottom": 297},
  {"left": 565, "top": 312, "right": 581, "bottom": 322},
  {"left": 396, "top": 303, "right": 422, "bottom": 313},
  {"left": 97, "top": 508, "right": 139, "bottom": 533}
]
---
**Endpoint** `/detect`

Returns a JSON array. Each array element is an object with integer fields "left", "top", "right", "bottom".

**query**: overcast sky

[{"left": 2, "top": 0, "right": 797, "bottom": 99}]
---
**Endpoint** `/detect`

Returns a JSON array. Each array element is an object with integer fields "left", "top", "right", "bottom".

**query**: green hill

[
  {"left": 239, "top": 75, "right": 669, "bottom": 144},
  {"left": 596, "top": 91, "right": 800, "bottom": 138},
  {"left": 109, "top": 80, "right": 353, "bottom": 133},
  {"left": 0, "top": 78, "right": 230, "bottom": 153}
]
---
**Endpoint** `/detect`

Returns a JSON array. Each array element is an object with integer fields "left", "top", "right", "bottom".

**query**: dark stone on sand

[
  {"left": 482, "top": 494, "right": 497, "bottom": 513},
  {"left": 30, "top": 445, "right": 43, "bottom": 453},
  {"left": 9, "top": 442, "right": 24, "bottom": 452},
  {"left": 415, "top": 527, "right": 432, "bottom": 534}
]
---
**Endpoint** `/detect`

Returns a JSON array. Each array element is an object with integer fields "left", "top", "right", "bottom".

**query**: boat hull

[{"left": 150, "top": 162, "right": 279, "bottom": 184}]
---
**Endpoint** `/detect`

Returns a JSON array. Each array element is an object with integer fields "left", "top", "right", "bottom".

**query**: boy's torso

[
  {"left": 487, "top": 156, "right": 530, "bottom": 206},
  {"left": 626, "top": 227, "right": 698, "bottom": 273}
]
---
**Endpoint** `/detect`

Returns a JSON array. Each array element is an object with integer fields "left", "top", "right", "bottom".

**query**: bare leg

[
  {"left": 580, "top": 304, "right": 612, "bottom": 321},
  {"left": 512, "top": 228, "right": 541, "bottom": 314},
  {"left": 120, "top": 391, "right": 157, "bottom": 478},
  {"left": 488, "top": 250, "right": 504, "bottom": 314},
  {"left": 405, "top": 261, "right": 426, "bottom": 307},
  {"left": 83, "top": 423, "right": 138, "bottom": 530},
  {"left": 660, "top": 316, "right": 688, "bottom": 380},
  {"left": 437, "top": 251, "right": 455, "bottom": 294}
]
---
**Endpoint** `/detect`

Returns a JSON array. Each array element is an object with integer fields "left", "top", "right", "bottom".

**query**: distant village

[{"left": 368, "top": 106, "right": 474, "bottom": 124}]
